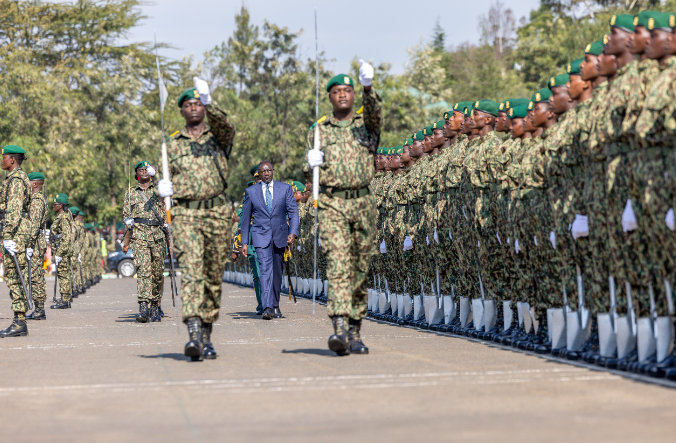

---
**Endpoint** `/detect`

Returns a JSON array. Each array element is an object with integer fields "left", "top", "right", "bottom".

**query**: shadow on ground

[{"left": 281, "top": 348, "right": 335, "bottom": 357}]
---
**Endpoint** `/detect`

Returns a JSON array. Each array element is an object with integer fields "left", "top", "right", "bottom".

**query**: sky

[{"left": 129, "top": 0, "right": 541, "bottom": 74}]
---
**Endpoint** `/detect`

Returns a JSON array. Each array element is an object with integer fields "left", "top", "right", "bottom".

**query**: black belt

[
  {"left": 644, "top": 146, "right": 672, "bottom": 161},
  {"left": 175, "top": 195, "right": 226, "bottom": 210},
  {"left": 320, "top": 186, "right": 370, "bottom": 199},
  {"left": 51, "top": 234, "right": 62, "bottom": 240},
  {"left": 566, "top": 165, "right": 583, "bottom": 177},
  {"left": 133, "top": 218, "right": 162, "bottom": 226}
]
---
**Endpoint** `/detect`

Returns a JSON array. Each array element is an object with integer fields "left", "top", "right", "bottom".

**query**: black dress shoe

[
  {"left": 328, "top": 316, "right": 350, "bottom": 356},
  {"left": 135, "top": 302, "right": 150, "bottom": 323},
  {"left": 262, "top": 307, "right": 274, "bottom": 320},
  {"left": 273, "top": 307, "right": 283, "bottom": 318},
  {"left": 50, "top": 300, "right": 71, "bottom": 309},
  {"left": 184, "top": 317, "right": 204, "bottom": 362},
  {"left": 202, "top": 322, "right": 217, "bottom": 360},
  {"left": 26, "top": 308, "right": 46, "bottom": 321},
  {"left": 0, "top": 316, "right": 28, "bottom": 337}
]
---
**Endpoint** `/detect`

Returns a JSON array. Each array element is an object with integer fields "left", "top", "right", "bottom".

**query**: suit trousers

[{"left": 256, "top": 241, "right": 284, "bottom": 309}]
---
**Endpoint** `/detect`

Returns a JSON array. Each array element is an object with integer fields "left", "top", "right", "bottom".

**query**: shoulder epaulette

[
  {"left": 318, "top": 115, "right": 328, "bottom": 124},
  {"left": 356, "top": 106, "right": 364, "bottom": 114},
  {"left": 170, "top": 130, "right": 180, "bottom": 138}
]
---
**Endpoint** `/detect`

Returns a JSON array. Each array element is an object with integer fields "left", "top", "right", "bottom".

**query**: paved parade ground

[{"left": 0, "top": 277, "right": 674, "bottom": 442}]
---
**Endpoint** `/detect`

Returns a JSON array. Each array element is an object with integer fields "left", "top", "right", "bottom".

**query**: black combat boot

[
  {"left": 135, "top": 302, "right": 149, "bottom": 323},
  {"left": 50, "top": 299, "right": 71, "bottom": 309},
  {"left": 149, "top": 301, "right": 161, "bottom": 322},
  {"left": 0, "top": 314, "right": 28, "bottom": 337},
  {"left": 328, "top": 316, "right": 350, "bottom": 356},
  {"left": 184, "top": 317, "right": 204, "bottom": 361},
  {"left": 158, "top": 305, "right": 165, "bottom": 318},
  {"left": 202, "top": 322, "right": 217, "bottom": 360},
  {"left": 348, "top": 318, "right": 369, "bottom": 354},
  {"left": 26, "top": 305, "right": 46, "bottom": 320}
]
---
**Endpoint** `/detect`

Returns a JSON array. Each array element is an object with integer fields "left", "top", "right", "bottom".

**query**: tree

[{"left": 479, "top": 1, "right": 517, "bottom": 57}]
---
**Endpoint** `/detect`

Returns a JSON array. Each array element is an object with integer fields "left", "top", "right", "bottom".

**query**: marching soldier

[
  {"left": 25, "top": 172, "right": 49, "bottom": 320},
  {"left": 69, "top": 206, "right": 83, "bottom": 297},
  {"left": 50, "top": 193, "right": 73, "bottom": 310},
  {"left": 158, "top": 78, "right": 235, "bottom": 361},
  {"left": 123, "top": 160, "right": 167, "bottom": 323},
  {"left": 306, "top": 61, "right": 382, "bottom": 356},
  {"left": 0, "top": 145, "right": 32, "bottom": 336}
]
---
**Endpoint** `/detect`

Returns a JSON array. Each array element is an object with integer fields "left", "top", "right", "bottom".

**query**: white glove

[
  {"left": 158, "top": 179, "right": 174, "bottom": 198},
  {"left": 477, "top": 240, "right": 481, "bottom": 248},
  {"left": 515, "top": 238, "right": 521, "bottom": 254},
  {"left": 549, "top": 231, "right": 556, "bottom": 249},
  {"left": 622, "top": 199, "right": 638, "bottom": 232},
  {"left": 55, "top": 256, "right": 62, "bottom": 265},
  {"left": 318, "top": 237, "right": 321, "bottom": 246},
  {"left": 403, "top": 236, "right": 413, "bottom": 251},
  {"left": 496, "top": 232, "right": 502, "bottom": 245},
  {"left": 449, "top": 231, "right": 453, "bottom": 240},
  {"left": 26, "top": 248, "right": 33, "bottom": 259},
  {"left": 380, "top": 239, "right": 386, "bottom": 254},
  {"left": 78, "top": 253, "right": 81, "bottom": 262},
  {"left": 571, "top": 214, "right": 589, "bottom": 240},
  {"left": 433, "top": 227, "right": 439, "bottom": 244},
  {"left": 297, "top": 245, "right": 301, "bottom": 251},
  {"left": 146, "top": 165, "right": 156, "bottom": 177},
  {"left": 124, "top": 218, "right": 134, "bottom": 227},
  {"left": 358, "top": 59, "right": 374, "bottom": 87},
  {"left": 163, "top": 223, "right": 169, "bottom": 230},
  {"left": 193, "top": 77, "right": 212, "bottom": 105},
  {"left": 3, "top": 240, "right": 17, "bottom": 255},
  {"left": 307, "top": 149, "right": 324, "bottom": 169},
  {"left": 533, "top": 235, "right": 538, "bottom": 246},
  {"left": 666, "top": 208, "right": 675, "bottom": 231},
  {"left": 426, "top": 235, "right": 430, "bottom": 246}
]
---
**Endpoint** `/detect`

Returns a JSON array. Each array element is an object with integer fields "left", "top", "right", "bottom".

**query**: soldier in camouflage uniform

[
  {"left": 306, "top": 64, "right": 381, "bottom": 356},
  {"left": 25, "top": 172, "right": 49, "bottom": 320},
  {"left": 158, "top": 79, "right": 235, "bottom": 361},
  {"left": 123, "top": 160, "right": 167, "bottom": 323},
  {"left": 0, "top": 146, "right": 32, "bottom": 336},
  {"left": 69, "top": 206, "right": 83, "bottom": 297},
  {"left": 50, "top": 193, "right": 73, "bottom": 310}
]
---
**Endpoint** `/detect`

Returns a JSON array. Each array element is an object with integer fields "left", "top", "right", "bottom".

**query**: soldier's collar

[
  {"left": 328, "top": 111, "right": 361, "bottom": 126},
  {"left": 177, "top": 124, "right": 211, "bottom": 140}
]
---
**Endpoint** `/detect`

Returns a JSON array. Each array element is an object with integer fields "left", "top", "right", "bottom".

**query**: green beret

[
  {"left": 443, "top": 110, "right": 453, "bottom": 119},
  {"left": 326, "top": 74, "right": 354, "bottom": 92},
  {"left": 2, "top": 145, "right": 25, "bottom": 155},
  {"left": 54, "top": 193, "right": 69, "bottom": 205},
  {"left": 292, "top": 181, "right": 306, "bottom": 192},
  {"left": 250, "top": 164, "right": 259, "bottom": 177},
  {"left": 644, "top": 11, "right": 671, "bottom": 30},
  {"left": 422, "top": 126, "right": 434, "bottom": 136},
  {"left": 508, "top": 104, "right": 528, "bottom": 119},
  {"left": 498, "top": 101, "right": 509, "bottom": 112},
  {"left": 505, "top": 98, "right": 530, "bottom": 109},
  {"left": 584, "top": 40, "right": 603, "bottom": 56},
  {"left": 527, "top": 100, "right": 534, "bottom": 111},
  {"left": 472, "top": 99, "right": 499, "bottom": 117},
  {"left": 671, "top": 13, "right": 676, "bottom": 28},
  {"left": 610, "top": 14, "right": 635, "bottom": 33},
  {"left": 84, "top": 223, "right": 92, "bottom": 229},
  {"left": 78, "top": 210, "right": 85, "bottom": 216},
  {"left": 463, "top": 106, "right": 473, "bottom": 117},
  {"left": 548, "top": 74, "right": 569, "bottom": 90},
  {"left": 69, "top": 206, "right": 80, "bottom": 214},
  {"left": 246, "top": 180, "right": 255, "bottom": 187},
  {"left": 532, "top": 88, "right": 552, "bottom": 103},
  {"left": 635, "top": 11, "right": 659, "bottom": 29},
  {"left": 134, "top": 161, "right": 150, "bottom": 171},
  {"left": 392, "top": 146, "right": 404, "bottom": 155},
  {"left": 567, "top": 58, "right": 584, "bottom": 75},
  {"left": 453, "top": 101, "right": 473, "bottom": 115},
  {"left": 27, "top": 172, "right": 45, "bottom": 181},
  {"left": 177, "top": 88, "right": 200, "bottom": 108},
  {"left": 433, "top": 120, "right": 446, "bottom": 130},
  {"left": 403, "top": 138, "right": 413, "bottom": 146},
  {"left": 412, "top": 131, "right": 425, "bottom": 141}
]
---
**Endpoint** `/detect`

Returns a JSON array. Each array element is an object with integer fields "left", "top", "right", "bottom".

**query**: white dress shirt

[{"left": 262, "top": 180, "right": 274, "bottom": 207}]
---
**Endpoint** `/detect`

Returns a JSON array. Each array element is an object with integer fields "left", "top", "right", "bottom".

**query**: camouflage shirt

[
  {"left": 51, "top": 210, "right": 72, "bottom": 257},
  {"left": 168, "top": 103, "right": 235, "bottom": 201},
  {"left": 522, "top": 129, "right": 551, "bottom": 190},
  {"left": 0, "top": 166, "right": 31, "bottom": 244},
  {"left": 586, "top": 81, "right": 611, "bottom": 162},
  {"left": 623, "top": 58, "right": 660, "bottom": 150},
  {"left": 444, "top": 135, "right": 469, "bottom": 189},
  {"left": 635, "top": 57, "right": 676, "bottom": 147},
  {"left": 596, "top": 61, "right": 636, "bottom": 154},
  {"left": 123, "top": 182, "right": 166, "bottom": 242},
  {"left": 27, "top": 190, "right": 48, "bottom": 254},
  {"left": 476, "top": 131, "right": 503, "bottom": 187},
  {"left": 306, "top": 88, "right": 382, "bottom": 189}
]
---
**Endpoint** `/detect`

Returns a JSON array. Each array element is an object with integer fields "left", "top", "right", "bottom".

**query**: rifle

[
  {"left": 6, "top": 249, "right": 33, "bottom": 310},
  {"left": 284, "top": 246, "right": 296, "bottom": 303},
  {"left": 26, "top": 251, "right": 33, "bottom": 308}
]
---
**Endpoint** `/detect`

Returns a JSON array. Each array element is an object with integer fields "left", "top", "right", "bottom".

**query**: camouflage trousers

[
  {"left": 30, "top": 250, "right": 46, "bottom": 308},
  {"left": 496, "top": 191, "right": 518, "bottom": 305},
  {"left": 55, "top": 256, "right": 72, "bottom": 303},
  {"left": 509, "top": 194, "right": 537, "bottom": 308},
  {"left": 584, "top": 161, "right": 611, "bottom": 316},
  {"left": 132, "top": 236, "right": 167, "bottom": 303},
  {"left": 476, "top": 189, "right": 508, "bottom": 303},
  {"left": 72, "top": 253, "right": 83, "bottom": 291},
  {"left": 319, "top": 193, "right": 376, "bottom": 320},
  {"left": 434, "top": 196, "right": 457, "bottom": 295},
  {"left": 450, "top": 189, "right": 479, "bottom": 298},
  {"left": 4, "top": 249, "right": 28, "bottom": 314},
  {"left": 389, "top": 207, "right": 408, "bottom": 293},
  {"left": 173, "top": 204, "right": 231, "bottom": 324}
]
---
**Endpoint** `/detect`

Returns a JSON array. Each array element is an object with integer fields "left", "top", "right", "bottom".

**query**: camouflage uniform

[
  {"left": 51, "top": 209, "right": 73, "bottom": 303},
  {"left": 389, "top": 167, "right": 413, "bottom": 293},
  {"left": 634, "top": 57, "right": 676, "bottom": 316},
  {"left": 168, "top": 102, "right": 234, "bottom": 323},
  {"left": 123, "top": 182, "right": 167, "bottom": 304},
  {"left": 307, "top": 87, "right": 382, "bottom": 320},
  {"left": 458, "top": 137, "right": 483, "bottom": 299},
  {"left": 432, "top": 144, "right": 457, "bottom": 295},
  {"left": 27, "top": 190, "right": 48, "bottom": 309},
  {"left": 0, "top": 167, "right": 32, "bottom": 315},
  {"left": 496, "top": 135, "right": 519, "bottom": 304}
]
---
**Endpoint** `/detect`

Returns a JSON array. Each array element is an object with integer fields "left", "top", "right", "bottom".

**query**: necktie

[{"left": 266, "top": 184, "right": 272, "bottom": 214}]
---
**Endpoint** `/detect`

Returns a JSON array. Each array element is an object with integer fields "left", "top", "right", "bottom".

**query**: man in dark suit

[{"left": 240, "top": 161, "right": 299, "bottom": 320}]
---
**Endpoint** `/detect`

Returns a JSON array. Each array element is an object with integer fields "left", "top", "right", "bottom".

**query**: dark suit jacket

[{"left": 240, "top": 181, "right": 299, "bottom": 249}]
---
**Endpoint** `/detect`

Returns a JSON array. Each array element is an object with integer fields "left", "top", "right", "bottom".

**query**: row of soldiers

[
  {"left": 341, "top": 11, "right": 675, "bottom": 376},
  {"left": 0, "top": 145, "right": 102, "bottom": 337}
]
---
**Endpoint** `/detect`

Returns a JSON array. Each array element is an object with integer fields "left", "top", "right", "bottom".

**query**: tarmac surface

[{"left": 0, "top": 276, "right": 674, "bottom": 443}]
